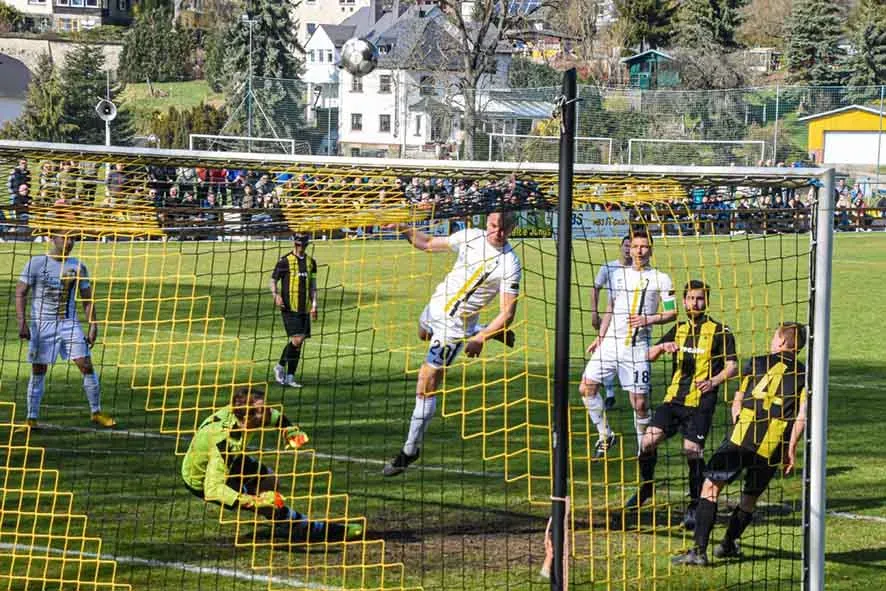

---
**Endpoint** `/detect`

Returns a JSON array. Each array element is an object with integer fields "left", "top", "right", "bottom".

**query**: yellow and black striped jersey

[
  {"left": 729, "top": 353, "right": 807, "bottom": 460},
  {"left": 659, "top": 316, "right": 737, "bottom": 407},
  {"left": 272, "top": 253, "right": 317, "bottom": 313}
]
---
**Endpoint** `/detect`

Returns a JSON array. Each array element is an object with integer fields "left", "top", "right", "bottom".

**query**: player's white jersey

[
  {"left": 594, "top": 259, "right": 627, "bottom": 289},
  {"left": 19, "top": 255, "right": 90, "bottom": 322},
  {"left": 603, "top": 265, "right": 674, "bottom": 348},
  {"left": 427, "top": 228, "right": 521, "bottom": 322}
]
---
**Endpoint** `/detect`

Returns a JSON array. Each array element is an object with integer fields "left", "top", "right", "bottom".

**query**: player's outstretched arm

[
  {"left": 648, "top": 341, "right": 679, "bottom": 361},
  {"left": 15, "top": 281, "right": 30, "bottom": 340},
  {"left": 466, "top": 292, "right": 518, "bottom": 357},
  {"left": 388, "top": 223, "right": 450, "bottom": 252}
]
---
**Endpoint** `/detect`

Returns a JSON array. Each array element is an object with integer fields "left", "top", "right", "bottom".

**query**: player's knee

[
  {"left": 701, "top": 479, "right": 723, "bottom": 502},
  {"left": 31, "top": 364, "right": 47, "bottom": 375},
  {"left": 579, "top": 380, "right": 599, "bottom": 397},
  {"left": 290, "top": 336, "right": 303, "bottom": 347}
]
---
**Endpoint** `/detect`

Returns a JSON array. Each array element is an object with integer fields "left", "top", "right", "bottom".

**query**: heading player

[
  {"left": 15, "top": 231, "right": 116, "bottom": 429},
  {"left": 581, "top": 231, "right": 676, "bottom": 457},
  {"left": 382, "top": 212, "right": 521, "bottom": 476},
  {"left": 673, "top": 323, "right": 807, "bottom": 566}
]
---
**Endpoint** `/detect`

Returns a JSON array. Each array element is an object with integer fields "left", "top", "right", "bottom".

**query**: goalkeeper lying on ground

[{"left": 181, "top": 385, "right": 362, "bottom": 543}]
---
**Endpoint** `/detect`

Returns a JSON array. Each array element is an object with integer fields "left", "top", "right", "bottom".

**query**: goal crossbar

[
  {"left": 627, "top": 138, "right": 767, "bottom": 165},
  {"left": 189, "top": 134, "right": 301, "bottom": 154},
  {"left": 487, "top": 132, "right": 614, "bottom": 164}
]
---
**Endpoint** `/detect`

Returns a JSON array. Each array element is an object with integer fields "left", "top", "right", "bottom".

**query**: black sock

[
  {"left": 687, "top": 457, "right": 705, "bottom": 504},
  {"left": 287, "top": 345, "right": 302, "bottom": 375},
  {"left": 694, "top": 498, "right": 717, "bottom": 553},
  {"left": 724, "top": 507, "right": 754, "bottom": 544},
  {"left": 639, "top": 450, "right": 658, "bottom": 483},
  {"left": 279, "top": 342, "right": 294, "bottom": 367}
]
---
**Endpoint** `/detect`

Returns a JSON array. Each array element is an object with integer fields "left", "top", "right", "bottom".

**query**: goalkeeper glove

[
  {"left": 240, "top": 491, "right": 285, "bottom": 510},
  {"left": 284, "top": 426, "right": 309, "bottom": 449}
]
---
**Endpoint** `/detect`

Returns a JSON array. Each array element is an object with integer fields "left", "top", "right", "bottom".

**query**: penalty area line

[{"left": 0, "top": 542, "right": 340, "bottom": 590}]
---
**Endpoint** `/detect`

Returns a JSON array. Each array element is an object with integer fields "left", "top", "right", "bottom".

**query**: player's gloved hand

[
  {"left": 241, "top": 491, "right": 285, "bottom": 509},
  {"left": 284, "top": 426, "right": 309, "bottom": 449}
]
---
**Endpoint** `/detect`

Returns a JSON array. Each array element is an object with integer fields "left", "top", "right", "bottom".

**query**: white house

[
  {"left": 303, "top": 24, "right": 358, "bottom": 153},
  {"left": 335, "top": 4, "right": 550, "bottom": 159},
  {"left": 293, "top": 0, "right": 372, "bottom": 47},
  {"left": 8, "top": 0, "right": 133, "bottom": 32}
]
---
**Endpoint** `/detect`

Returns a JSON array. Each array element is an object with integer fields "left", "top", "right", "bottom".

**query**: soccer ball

[{"left": 339, "top": 37, "right": 378, "bottom": 78}]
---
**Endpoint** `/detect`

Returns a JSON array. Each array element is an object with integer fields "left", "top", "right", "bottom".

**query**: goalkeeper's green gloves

[
  {"left": 240, "top": 490, "right": 285, "bottom": 510},
  {"left": 284, "top": 426, "right": 309, "bottom": 449}
]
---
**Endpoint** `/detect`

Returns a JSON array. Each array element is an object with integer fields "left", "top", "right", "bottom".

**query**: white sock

[
  {"left": 633, "top": 412, "right": 650, "bottom": 452},
  {"left": 83, "top": 373, "right": 101, "bottom": 413},
  {"left": 403, "top": 396, "right": 437, "bottom": 456},
  {"left": 582, "top": 395, "right": 611, "bottom": 439},
  {"left": 27, "top": 374, "right": 46, "bottom": 420}
]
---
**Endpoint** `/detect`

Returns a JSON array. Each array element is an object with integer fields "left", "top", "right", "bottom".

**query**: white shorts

[
  {"left": 419, "top": 305, "right": 477, "bottom": 369},
  {"left": 28, "top": 319, "right": 90, "bottom": 365},
  {"left": 582, "top": 343, "right": 651, "bottom": 395}
]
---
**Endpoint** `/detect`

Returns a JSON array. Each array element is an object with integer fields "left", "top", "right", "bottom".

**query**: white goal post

[
  {"left": 487, "top": 132, "right": 614, "bottom": 164},
  {"left": 189, "top": 134, "right": 309, "bottom": 155},
  {"left": 628, "top": 138, "right": 767, "bottom": 166}
]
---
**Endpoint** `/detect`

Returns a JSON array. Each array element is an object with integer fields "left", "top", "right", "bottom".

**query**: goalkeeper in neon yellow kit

[{"left": 181, "top": 385, "right": 362, "bottom": 543}]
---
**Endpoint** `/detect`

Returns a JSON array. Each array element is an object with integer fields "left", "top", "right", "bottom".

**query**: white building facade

[{"left": 8, "top": 0, "right": 133, "bottom": 32}]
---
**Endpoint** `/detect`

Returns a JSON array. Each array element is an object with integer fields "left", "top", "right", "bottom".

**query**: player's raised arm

[{"left": 392, "top": 223, "right": 451, "bottom": 252}]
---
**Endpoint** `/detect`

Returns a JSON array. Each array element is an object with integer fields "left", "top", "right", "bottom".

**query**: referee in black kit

[
  {"left": 271, "top": 233, "right": 318, "bottom": 388},
  {"left": 615, "top": 280, "right": 738, "bottom": 531}
]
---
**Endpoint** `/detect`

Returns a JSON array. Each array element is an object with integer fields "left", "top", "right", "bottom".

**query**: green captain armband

[{"left": 662, "top": 298, "right": 676, "bottom": 312}]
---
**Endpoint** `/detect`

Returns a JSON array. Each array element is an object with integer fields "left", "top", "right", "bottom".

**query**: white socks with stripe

[
  {"left": 27, "top": 373, "right": 46, "bottom": 420},
  {"left": 83, "top": 373, "right": 101, "bottom": 414},
  {"left": 404, "top": 396, "right": 437, "bottom": 456},
  {"left": 582, "top": 395, "right": 611, "bottom": 439}
]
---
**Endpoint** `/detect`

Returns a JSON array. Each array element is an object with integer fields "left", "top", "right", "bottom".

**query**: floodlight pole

[
  {"left": 551, "top": 67, "right": 577, "bottom": 591},
  {"left": 805, "top": 168, "right": 834, "bottom": 591}
]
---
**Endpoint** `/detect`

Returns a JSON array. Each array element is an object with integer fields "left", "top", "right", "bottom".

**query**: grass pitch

[{"left": 0, "top": 232, "right": 883, "bottom": 591}]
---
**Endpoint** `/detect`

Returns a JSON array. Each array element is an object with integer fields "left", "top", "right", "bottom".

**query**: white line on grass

[
  {"left": 827, "top": 511, "right": 886, "bottom": 524},
  {"left": 0, "top": 542, "right": 339, "bottom": 590}
]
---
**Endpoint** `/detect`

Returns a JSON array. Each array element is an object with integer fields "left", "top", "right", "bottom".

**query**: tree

[
  {"left": 844, "top": 0, "right": 886, "bottom": 101},
  {"left": 676, "top": 0, "right": 746, "bottom": 50},
  {"left": 508, "top": 57, "right": 561, "bottom": 88},
  {"left": 119, "top": 7, "right": 197, "bottom": 83},
  {"left": 737, "top": 0, "right": 792, "bottom": 48},
  {"left": 3, "top": 53, "right": 76, "bottom": 141},
  {"left": 613, "top": 0, "right": 677, "bottom": 53},
  {"left": 784, "top": 0, "right": 847, "bottom": 87},
  {"left": 0, "top": 1, "right": 23, "bottom": 33},
  {"left": 548, "top": 0, "right": 599, "bottom": 61},
  {"left": 60, "top": 44, "right": 134, "bottom": 145},
  {"left": 204, "top": 21, "right": 233, "bottom": 92},
  {"left": 149, "top": 103, "right": 227, "bottom": 148},
  {"left": 222, "top": 0, "right": 305, "bottom": 139}
]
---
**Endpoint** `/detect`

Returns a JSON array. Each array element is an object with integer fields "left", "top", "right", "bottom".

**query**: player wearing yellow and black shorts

[
  {"left": 270, "top": 234, "right": 318, "bottom": 388},
  {"left": 618, "top": 280, "right": 738, "bottom": 530},
  {"left": 672, "top": 322, "right": 808, "bottom": 567}
]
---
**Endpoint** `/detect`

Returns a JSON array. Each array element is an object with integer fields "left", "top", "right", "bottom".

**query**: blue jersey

[{"left": 19, "top": 255, "right": 90, "bottom": 321}]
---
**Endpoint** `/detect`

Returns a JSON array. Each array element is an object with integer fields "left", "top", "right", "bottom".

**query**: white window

[
  {"left": 327, "top": 50, "right": 333, "bottom": 62},
  {"left": 117, "top": 0, "right": 128, "bottom": 9},
  {"left": 351, "top": 113, "right": 362, "bottom": 131},
  {"left": 379, "top": 75, "right": 391, "bottom": 93},
  {"left": 308, "top": 50, "right": 314, "bottom": 63},
  {"left": 351, "top": 76, "right": 362, "bottom": 93},
  {"left": 379, "top": 114, "right": 391, "bottom": 133},
  {"left": 318, "top": 51, "right": 324, "bottom": 63},
  {"left": 414, "top": 115, "right": 421, "bottom": 136},
  {"left": 306, "top": 23, "right": 317, "bottom": 36}
]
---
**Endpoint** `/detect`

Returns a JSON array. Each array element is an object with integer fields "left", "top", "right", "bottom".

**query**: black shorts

[
  {"left": 183, "top": 454, "right": 274, "bottom": 507},
  {"left": 704, "top": 441, "right": 778, "bottom": 497},
  {"left": 649, "top": 398, "right": 715, "bottom": 447},
  {"left": 281, "top": 311, "right": 311, "bottom": 338}
]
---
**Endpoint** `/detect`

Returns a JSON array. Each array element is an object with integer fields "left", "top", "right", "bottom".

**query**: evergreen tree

[
  {"left": 6, "top": 53, "right": 76, "bottom": 141},
  {"left": 60, "top": 45, "right": 134, "bottom": 145},
  {"left": 844, "top": 0, "right": 886, "bottom": 101},
  {"left": 677, "top": 0, "right": 746, "bottom": 50},
  {"left": 222, "top": 0, "right": 304, "bottom": 139},
  {"left": 614, "top": 0, "right": 677, "bottom": 52},
  {"left": 204, "top": 21, "right": 233, "bottom": 92},
  {"left": 119, "top": 7, "right": 196, "bottom": 83},
  {"left": 785, "top": 0, "right": 847, "bottom": 87},
  {"left": 508, "top": 58, "right": 561, "bottom": 88}
]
